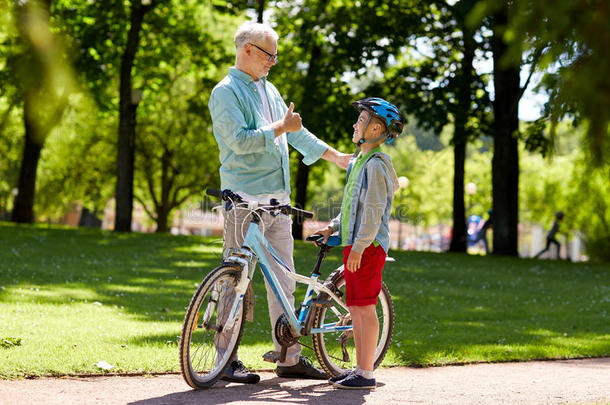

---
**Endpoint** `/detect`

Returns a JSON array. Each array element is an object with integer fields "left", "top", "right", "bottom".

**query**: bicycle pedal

[{"left": 263, "top": 350, "right": 281, "bottom": 363}]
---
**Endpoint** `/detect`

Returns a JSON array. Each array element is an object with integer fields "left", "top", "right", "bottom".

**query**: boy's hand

[
  {"left": 313, "top": 225, "right": 334, "bottom": 244},
  {"left": 346, "top": 250, "right": 362, "bottom": 272}
]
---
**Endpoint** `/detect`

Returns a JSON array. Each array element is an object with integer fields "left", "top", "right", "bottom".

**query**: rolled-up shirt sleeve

[
  {"left": 287, "top": 127, "right": 329, "bottom": 165},
  {"left": 329, "top": 212, "right": 341, "bottom": 233},
  {"left": 209, "top": 86, "right": 276, "bottom": 155}
]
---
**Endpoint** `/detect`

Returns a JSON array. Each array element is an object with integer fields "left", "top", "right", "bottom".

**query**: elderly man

[{"left": 208, "top": 22, "right": 350, "bottom": 384}]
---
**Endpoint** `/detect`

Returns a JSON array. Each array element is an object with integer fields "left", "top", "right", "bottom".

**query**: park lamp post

[{"left": 397, "top": 176, "right": 409, "bottom": 249}]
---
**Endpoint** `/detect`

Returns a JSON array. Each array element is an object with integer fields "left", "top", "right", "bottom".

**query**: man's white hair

[{"left": 234, "top": 21, "right": 278, "bottom": 49}]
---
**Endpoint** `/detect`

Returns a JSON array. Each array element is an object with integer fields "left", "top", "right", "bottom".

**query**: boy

[{"left": 315, "top": 97, "right": 404, "bottom": 389}]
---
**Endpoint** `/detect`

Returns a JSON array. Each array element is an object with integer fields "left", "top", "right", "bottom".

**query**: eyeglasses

[{"left": 249, "top": 43, "right": 279, "bottom": 63}]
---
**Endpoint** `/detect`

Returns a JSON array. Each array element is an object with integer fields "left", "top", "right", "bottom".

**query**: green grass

[{"left": 0, "top": 222, "right": 608, "bottom": 378}]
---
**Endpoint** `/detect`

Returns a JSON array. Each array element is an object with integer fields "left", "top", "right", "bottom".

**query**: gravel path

[{"left": 1, "top": 358, "right": 609, "bottom": 404}]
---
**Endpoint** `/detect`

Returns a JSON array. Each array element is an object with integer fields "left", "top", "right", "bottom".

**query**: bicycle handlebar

[
  {"left": 206, "top": 188, "right": 243, "bottom": 202},
  {"left": 206, "top": 188, "right": 314, "bottom": 219}
]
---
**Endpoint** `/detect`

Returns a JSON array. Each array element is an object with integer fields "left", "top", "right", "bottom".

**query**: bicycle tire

[
  {"left": 179, "top": 265, "right": 246, "bottom": 389},
  {"left": 311, "top": 270, "right": 394, "bottom": 377}
]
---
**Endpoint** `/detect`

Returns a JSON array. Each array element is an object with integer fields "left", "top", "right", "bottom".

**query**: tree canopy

[{"left": 0, "top": 0, "right": 608, "bottom": 259}]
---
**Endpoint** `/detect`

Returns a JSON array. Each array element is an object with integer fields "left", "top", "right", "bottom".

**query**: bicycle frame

[{"left": 228, "top": 220, "right": 350, "bottom": 338}]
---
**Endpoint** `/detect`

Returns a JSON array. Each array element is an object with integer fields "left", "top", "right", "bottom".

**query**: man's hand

[
  {"left": 313, "top": 225, "right": 334, "bottom": 244},
  {"left": 346, "top": 249, "right": 362, "bottom": 272},
  {"left": 335, "top": 153, "right": 351, "bottom": 170},
  {"left": 280, "top": 102, "right": 302, "bottom": 134},
  {"left": 321, "top": 149, "right": 351, "bottom": 170}
]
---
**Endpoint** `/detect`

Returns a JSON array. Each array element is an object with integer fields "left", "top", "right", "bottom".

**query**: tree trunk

[
  {"left": 256, "top": 0, "right": 265, "bottom": 23},
  {"left": 292, "top": 159, "right": 310, "bottom": 239},
  {"left": 449, "top": 139, "right": 467, "bottom": 252},
  {"left": 155, "top": 147, "right": 172, "bottom": 233},
  {"left": 115, "top": 1, "right": 151, "bottom": 232},
  {"left": 156, "top": 208, "right": 169, "bottom": 233},
  {"left": 448, "top": 15, "right": 475, "bottom": 253},
  {"left": 11, "top": 0, "right": 65, "bottom": 224},
  {"left": 491, "top": 5, "right": 520, "bottom": 256},
  {"left": 11, "top": 98, "right": 42, "bottom": 223}
]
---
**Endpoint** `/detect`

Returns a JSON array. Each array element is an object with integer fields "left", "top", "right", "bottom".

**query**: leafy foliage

[
  {"left": 131, "top": 1, "right": 238, "bottom": 231},
  {"left": 473, "top": 0, "right": 610, "bottom": 164},
  {"left": 567, "top": 158, "right": 610, "bottom": 262}
]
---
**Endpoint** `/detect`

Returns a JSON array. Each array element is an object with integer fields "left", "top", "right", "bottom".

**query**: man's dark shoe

[
  {"left": 221, "top": 360, "right": 260, "bottom": 384},
  {"left": 276, "top": 355, "right": 328, "bottom": 379}
]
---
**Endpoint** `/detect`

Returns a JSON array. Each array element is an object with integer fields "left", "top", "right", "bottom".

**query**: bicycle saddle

[{"left": 306, "top": 234, "right": 341, "bottom": 247}]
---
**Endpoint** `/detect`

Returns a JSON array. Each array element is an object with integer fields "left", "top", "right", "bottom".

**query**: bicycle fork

[{"left": 213, "top": 248, "right": 257, "bottom": 332}]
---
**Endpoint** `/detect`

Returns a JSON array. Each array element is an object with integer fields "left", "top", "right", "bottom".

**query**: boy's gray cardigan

[{"left": 329, "top": 151, "right": 399, "bottom": 253}]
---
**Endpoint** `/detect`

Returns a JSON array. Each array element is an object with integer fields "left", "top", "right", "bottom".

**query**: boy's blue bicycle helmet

[{"left": 352, "top": 97, "right": 405, "bottom": 144}]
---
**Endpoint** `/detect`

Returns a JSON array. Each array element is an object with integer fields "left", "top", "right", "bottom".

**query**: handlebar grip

[
  {"left": 206, "top": 189, "right": 223, "bottom": 198},
  {"left": 206, "top": 188, "right": 244, "bottom": 202}
]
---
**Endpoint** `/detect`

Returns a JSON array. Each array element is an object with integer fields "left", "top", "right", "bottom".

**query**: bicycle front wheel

[
  {"left": 311, "top": 270, "right": 394, "bottom": 377},
  {"left": 179, "top": 265, "right": 246, "bottom": 389}
]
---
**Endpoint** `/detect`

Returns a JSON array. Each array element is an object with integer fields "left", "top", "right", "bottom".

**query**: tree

[
  {"left": 381, "top": 0, "right": 492, "bottom": 253},
  {"left": 114, "top": 0, "right": 160, "bottom": 232},
  {"left": 472, "top": 0, "right": 610, "bottom": 255},
  {"left": 132, "top": 2, "right": 236, "bottom": 232},
  {"left": 34, "top": 98, "right": 116, "bottom": 222},
  {"left": 506, "top": 0, "right": 610, "bottom": 165},
  {"left": 488, "top": 3, "right": 521, "bottom": 255},
  {"left": 7, "top": 0, "right": 74, "bottom": 223}
]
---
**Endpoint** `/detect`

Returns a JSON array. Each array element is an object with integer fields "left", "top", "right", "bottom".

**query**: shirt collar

[
  {"left": 357, "top": 146, "right": 382, "bottom": 161},
  {"left": 229, "top": 67, "right": 267, "bottom": 86}
]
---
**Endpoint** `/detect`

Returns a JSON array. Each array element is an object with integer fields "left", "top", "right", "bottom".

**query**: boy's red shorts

[{"left": 342, "top": 244, "right": 387, "bottom": 307}]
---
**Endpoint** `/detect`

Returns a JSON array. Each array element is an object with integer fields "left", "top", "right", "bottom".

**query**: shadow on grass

[
  {"left": 1, "top": 223, "right": 609, "bottom": 365},
  {"left": 383, "top": 251, "right": 610, "bottom": 364},
  {"left": 0, "top": 223, "right": 224, "bottom": 321}
]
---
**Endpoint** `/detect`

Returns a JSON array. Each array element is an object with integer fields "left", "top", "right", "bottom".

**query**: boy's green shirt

[{"left": 340, "top": 146, "right": 382, "bottom": 247}]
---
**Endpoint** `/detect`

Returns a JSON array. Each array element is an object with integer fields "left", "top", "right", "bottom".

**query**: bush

[{"left": 584, "top": 234, "right": 610, "bottom": 262}]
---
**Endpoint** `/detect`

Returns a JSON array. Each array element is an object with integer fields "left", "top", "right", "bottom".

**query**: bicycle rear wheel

[
  {"left": 179, "top": 265, "right": 246, "bottom": 389},
  {"left": 311, "top": 270, "right": 394, "bottom": 377}
]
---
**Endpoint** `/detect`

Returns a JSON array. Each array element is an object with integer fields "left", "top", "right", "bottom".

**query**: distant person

[
  {"left": 534, "top": 211, "right": 565, "bottom": 259},
  {"left": 472, "top": 209, "right": 493, "bottom": 254}
]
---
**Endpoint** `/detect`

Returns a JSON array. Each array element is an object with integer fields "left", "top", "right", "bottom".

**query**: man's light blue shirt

[{"left": 208, "top": 67, "right": 329, "bottom": 196}]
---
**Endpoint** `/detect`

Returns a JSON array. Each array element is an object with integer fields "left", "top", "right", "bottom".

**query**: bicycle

[{"left": 179, "top": 188, "right": 395, "bottom": 389}]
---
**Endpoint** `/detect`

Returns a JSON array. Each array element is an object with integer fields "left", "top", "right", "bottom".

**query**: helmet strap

[
  {"left": 364, "top": 132, "right": 388, "bottom": 144},
  {"left": 354, "top": 115, "right": 372, "bottom": 146}
]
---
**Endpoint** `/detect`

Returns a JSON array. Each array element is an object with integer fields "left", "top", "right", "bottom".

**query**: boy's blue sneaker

[
  {"left": 328, "top": 368, "right": 354, "bottom": 383},
  {"left": 332, "top": 373, "right": 376, "bottom": 390}
]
